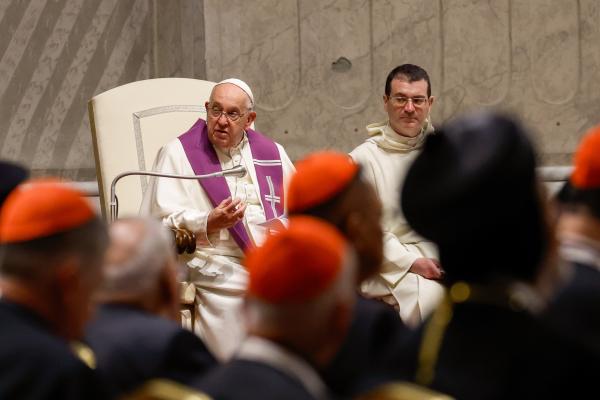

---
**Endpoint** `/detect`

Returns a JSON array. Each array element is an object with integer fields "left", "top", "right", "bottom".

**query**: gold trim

[
  {"left": 415, "top": 281, "right": 539, "bottom": 387},
  {"left": 70, "top": 341, "right": 96, "bottom": 369},
  {"left": 355, "top": 382, "right": 454, "bottom": 400},
  {"left": 122, "top": 379, "right": 212, "bottom": 400},
  {"left": 448, "top": 281, "right": 470, "bottom": 303},
  {"left": 415, "top": 295, "right": 453, "bottom": 386}
]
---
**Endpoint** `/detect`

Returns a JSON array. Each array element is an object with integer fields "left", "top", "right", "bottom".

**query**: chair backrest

[{"left": 89, "top": 78, "right": 216, "bottom": 219}]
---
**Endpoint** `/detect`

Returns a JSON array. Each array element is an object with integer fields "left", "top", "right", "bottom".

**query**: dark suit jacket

[
  {"left": 85, "top": 303, "right": 216, "bottom": 396},
  {"left": 321, "top": 296, "right": 407, "bottom": 397},
  {"left": 0, "top": 300, "right": 109, "bottom": 400},
  {"left": 394, "top": 300, "right": 598, "bottom": 400},
  {"left": 545, "top": 261, "right": 600, "bottom": 354},
  {"left": 196, "top": 358, "right": 318, "bottom": 400}
]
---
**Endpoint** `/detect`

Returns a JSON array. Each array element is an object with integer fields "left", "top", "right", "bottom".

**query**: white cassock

[
  {"left": 140, "top": 133, "right": 295, "bottom": 361},
  {"left": 350, "top": 121, "right": 444, "bottom": 326}
]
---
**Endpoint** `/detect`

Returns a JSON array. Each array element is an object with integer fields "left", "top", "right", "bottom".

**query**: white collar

[
  {"left": 214, "top": 133, "right": 248, "bottom": 157},
  {"left": 236, "top": 336, "right": 329, "bottom": 400}
]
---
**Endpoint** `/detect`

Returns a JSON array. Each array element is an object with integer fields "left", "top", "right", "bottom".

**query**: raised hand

[{"left": 207, "top": 197, "right": 247, "bottom": 233}]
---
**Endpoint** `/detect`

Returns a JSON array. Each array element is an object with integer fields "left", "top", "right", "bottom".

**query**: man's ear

[
  {"left": 343, "top": 211, "right": 362, "bottom": 242},
  {"left": 428, "top": 95, "right": 435, "bottom": 108},
  {"left": 244, "top": 111, "right": 257, "bottom": 131},
  {"left": 52, "top": 259, "right": 84, "bottom": 339},
  {"left": 315, "top": 300, "right": 354, "bottom": 367},
  {"left": 334, "top": 300, "right": 353, "bottom": 335},
  {"left": 54, "top": 259, "right": 80, "bottom": 295}
]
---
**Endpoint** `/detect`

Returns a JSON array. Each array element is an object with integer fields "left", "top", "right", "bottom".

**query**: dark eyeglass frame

[
  {"left": 387, "top": 96, "right": 429, "bottom": 108},
  {"left": 206, "top": 106, "right": 249, "bottom": 122}
]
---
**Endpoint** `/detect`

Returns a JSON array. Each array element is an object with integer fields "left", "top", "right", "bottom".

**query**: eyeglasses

[
  {"left": 206, "top": 106, "right": 248, "bottom": 122},
  {"left": 388, "top": 96, "right": 429, "bottom": 108}
]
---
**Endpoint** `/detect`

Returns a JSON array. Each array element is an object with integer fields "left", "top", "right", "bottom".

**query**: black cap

[
  {"left": 0, "top": 161, "right": 29, "bottom": 207},
  {"left": 401, "top": 112, "right": 547, "bottom": 284}
]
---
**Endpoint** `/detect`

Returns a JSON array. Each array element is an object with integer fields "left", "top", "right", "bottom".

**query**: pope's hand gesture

[{"left": 207, "top": 197, "right": 246, "bottom": 233}]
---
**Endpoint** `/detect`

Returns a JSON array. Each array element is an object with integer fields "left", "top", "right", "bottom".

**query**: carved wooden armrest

[
  {"left": 179, "top": 282, "right": 195, "bottom": 305},
  {"left": 169, "top": 227, "right": 196, "bottom": 254},
  {"left": 179, "top": 282, "right": 195, "bottom": 331}
]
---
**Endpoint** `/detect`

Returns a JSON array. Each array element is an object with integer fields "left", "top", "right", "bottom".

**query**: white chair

[
  {"left": 89, "top": 78, "right": 217, "bottom": 219},
  {"left": 88, "top": 77, "right": 217, "bottom": 330}
]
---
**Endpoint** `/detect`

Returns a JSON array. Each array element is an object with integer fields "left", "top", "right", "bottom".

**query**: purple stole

[{"left": 178, "top": 118, "right": 284, "bottom": 252}]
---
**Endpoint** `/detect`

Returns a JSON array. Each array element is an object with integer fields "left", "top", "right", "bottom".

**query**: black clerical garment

[
  {"left": 545, "top": 261, "right": 600, "bottom": 355},
  {"left": 321, "top": 296, "right": 407, "bottom": 397},
  {"left": 394, "top": 299, "right": 598, "bottom": 400},
  {"left": 198, "top": 359, "right": 318, "bottom": 400},
  {"left": 195, "top": 336, "right": 328, "bottom": 400},
  {"left": 85, "top": 303, "right": 216, "bottom": 397},
  {"left": 0, "top": 299, "right": 109, "bottom": 400}
]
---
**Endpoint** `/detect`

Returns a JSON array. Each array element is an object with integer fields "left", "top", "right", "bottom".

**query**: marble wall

[
  {"left": 204, "top": 0, "right": 600, "bottom": 164},
  {"left": 0, "top": 0, "right": 204, "bottom": 180},
  {"left": 1, "top": 0, "right": 599, "bottom": 182}
]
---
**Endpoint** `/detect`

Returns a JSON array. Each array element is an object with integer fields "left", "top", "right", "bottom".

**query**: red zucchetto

[
  {"left": 571, "top": 125, "right": 600, "bottom": 190},
  {"left": 0, "top": 180, "right": 95, "bottom": 244},
  {"left": 245, "top": 215, "right": 347, "bottom": 303},
  {"left": 287, "top": 151, "right": 359, "bottom": 213}
]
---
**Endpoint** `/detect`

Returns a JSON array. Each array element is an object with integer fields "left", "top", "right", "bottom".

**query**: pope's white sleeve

[{"left": 144, "top": 143, "right": 212, "bottom": 246}]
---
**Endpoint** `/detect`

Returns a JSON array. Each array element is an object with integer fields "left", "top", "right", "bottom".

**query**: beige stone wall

[
  {"left": 204, "top": 0, "right": 600, "bottom": 164},
  {"left": 0, "top": 0, "right": 204, "bottom": 180},
  {"left": 1, "top": 0, "right": 598, "bottom": 182}
]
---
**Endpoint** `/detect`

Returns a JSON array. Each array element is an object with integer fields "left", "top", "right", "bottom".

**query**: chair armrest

[
  {"left": 180, "top": 282, "right": 195, "bottom": 305},
  {"left": 170, "top": 228, "right": 196, "bottom": 254}
]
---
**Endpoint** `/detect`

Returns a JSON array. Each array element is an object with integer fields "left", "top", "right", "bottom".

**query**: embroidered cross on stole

[{"left": 178, "top": 118, "right": 284, "bottom": 251}]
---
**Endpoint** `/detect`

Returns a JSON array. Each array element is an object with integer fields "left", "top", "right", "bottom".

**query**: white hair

[{"left": 101, "top": 218, "right": 174, "bottom": 298}]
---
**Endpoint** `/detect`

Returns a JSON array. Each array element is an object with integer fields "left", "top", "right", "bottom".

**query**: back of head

[
  {"left": 0, "top": 180, "right": 108, "bottom": 338},
  {"left": 0, "top": 180, "right": 107, "bottom": 281},
  {"left": 99, "top": 217, "right": 177, "bottom": 316},
  {"left": 287, "top": 151, "right": 383, "bottom": 281},
  {"left": 557, "top": 125, "right": 600, "bottom": 220},
  {"left": 244, "top": 216, "right": 357, "bottom": 366},
  {"left": 401, "top": 112, "right": 547, "bottom": 284}
]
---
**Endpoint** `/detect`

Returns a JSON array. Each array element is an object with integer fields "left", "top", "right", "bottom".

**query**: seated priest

[
  {"left": 0, "top": 181, "right": 111, "bottom": 399},
  {"left": 141, "top": 78, "right": 295, "bottom": 360},
  {"left": 195, "top": 216, "right": 357, "bottom": 400},
  {"left": 85, "top": 217, "right": 217, "bottom": 397}
]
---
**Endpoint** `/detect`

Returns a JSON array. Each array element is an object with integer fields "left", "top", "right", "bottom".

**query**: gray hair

[
  {"left": 0, "top": 217, "right": 108, "bottom": 283},
  {"left": 101, "top": 218, "right": 174, "bottom": 298}
]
